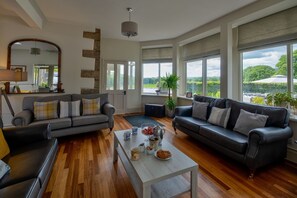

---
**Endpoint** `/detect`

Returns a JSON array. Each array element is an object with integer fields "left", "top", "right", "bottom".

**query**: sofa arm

[
  {"left": 102, "top": 103, "right": 115, "bottom": 129},
  {"left": 245, "top": 126, "right": 292, "bottom": 171},
  {"left": 174, "top": 106, "right": 192, "bottom": 116},
  {"left": 11, "top": 110, "right": 34, "bottom": 126},
  {"left": 249, "top": 127, "right": 292, "bottom": 144},
  {"left": 3, "top": 123, "right": 51, "bottom": 148}
]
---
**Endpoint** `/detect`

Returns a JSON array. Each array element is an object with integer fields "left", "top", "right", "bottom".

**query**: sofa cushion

[
  {"left": 72, "top": 93, "right": 109, "bottom": 114},
  {"left": 60, "top": 100, "right": 81, "bottom": 118},
  {"left": 208, "top": 107, "right": 231, "bottom": 128},
  {"left": 23, "top": 94, "right": 72, "bottom": 112},
  {"left": 34, "top": 100, "right": 59, "bottom": 121},
  {"left": 200, "top": 125, "right": 248, "bottom": 154},
  {"left": 233, "top": 109, "right": 268, "bottom": 136},
  {"left": 193, "top": 95, "right": 226, "bottom": 119},
  {"left": 226, "top": 99, "right": 289, "bottom": 130},
  {"left": 82, "top": 98, "right": 101, "bottom": 116},
  {"left": 174, "top": 116, "right": 210, "bottom": 132},
  {"left": 30, "top": 118, "right": 71, "bottom": 130},
  {"left": 192, "top": 101, "right": 208, "bottom": 120},
  {"left": 0, "top": 179, "right": 40, "bottom": 198},
  {"left": 0, "top": 139, "right": 58, "bottom": 188},
  {"left": 72, "top": 114, "right": 109, "bottom": 127}
]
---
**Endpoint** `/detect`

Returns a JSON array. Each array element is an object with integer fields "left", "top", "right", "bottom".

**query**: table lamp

[{"left": 0, "top": 69, "right": 16, "bottom": 117}]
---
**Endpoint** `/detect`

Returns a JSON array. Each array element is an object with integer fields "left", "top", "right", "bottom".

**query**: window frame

[
  {"left": 142, "top": 59, "right": 173, "bottom": 94},
  {"left": 183, "top": 55, "right": 221, "bottom": 98},
  {"left": 240, "top": 41, "right": 297, "bottom": 102}
]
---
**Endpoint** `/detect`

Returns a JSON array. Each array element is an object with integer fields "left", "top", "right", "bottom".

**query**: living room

[{"left": 1, "top": 0, "right": 297, "bottom": 197}]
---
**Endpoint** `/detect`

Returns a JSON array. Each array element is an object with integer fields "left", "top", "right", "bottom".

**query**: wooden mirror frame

[{"left": 6, "top": 38, "right": 62, "bottom": 93}]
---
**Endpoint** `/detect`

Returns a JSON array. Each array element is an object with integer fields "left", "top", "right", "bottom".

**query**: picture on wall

[{"left": 10, "top": 65, "right": 26, "bottom": 72}]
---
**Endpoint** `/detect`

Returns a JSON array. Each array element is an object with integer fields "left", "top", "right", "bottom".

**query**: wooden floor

[{"left": 44, "top": 115, "right": 297, "bottom": 198}]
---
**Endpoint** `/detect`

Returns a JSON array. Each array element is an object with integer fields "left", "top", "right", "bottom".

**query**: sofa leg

[
  {"left": 108, "top": 127, "right": 113, "bottom": 134},
  {"left": 173, "top": 127, "right": 177, "bottom": 135},
  {"left": 248, "top": 169, "right": 255, "bottom": 180}
]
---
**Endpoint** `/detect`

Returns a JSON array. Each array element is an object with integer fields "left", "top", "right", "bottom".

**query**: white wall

[{"left": 0, "top": 16, "right": 141, "bottom": 126}]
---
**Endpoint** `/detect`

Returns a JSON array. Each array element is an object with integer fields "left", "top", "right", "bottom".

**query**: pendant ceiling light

[
  {"left": 30, "top": 41, "right": 40, "bottom": 55},
  {"left": 121, "top": 8, "right": 138, "bottom": 37}
]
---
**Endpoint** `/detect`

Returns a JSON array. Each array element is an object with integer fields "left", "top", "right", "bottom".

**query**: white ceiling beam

[{"left": 14, "top": 0, "right": 46, "bottom": 29}]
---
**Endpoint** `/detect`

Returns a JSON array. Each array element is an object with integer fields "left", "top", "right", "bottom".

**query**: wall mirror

[{"left": 6, "top": 39, "right": 62, "bottom": 93}]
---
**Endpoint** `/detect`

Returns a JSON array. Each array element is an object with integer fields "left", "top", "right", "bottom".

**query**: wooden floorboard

[{"left": 44, "top": 115, "right": 297, "bottom": 197}]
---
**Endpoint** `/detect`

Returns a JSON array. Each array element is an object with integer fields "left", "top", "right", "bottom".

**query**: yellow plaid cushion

[
  {"left": 82, "top": 98, "right": 101, "bottom": 116},
  {"left": 34, "top": 100, "right": 59, "bottom": 120},
  {"left": 0, "top": 128, "right": 10, "bottom": 159}
]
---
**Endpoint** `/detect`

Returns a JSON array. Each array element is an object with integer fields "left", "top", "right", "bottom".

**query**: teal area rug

[{"left": 123, "top": 115, "right": 164, "bottom": 127}]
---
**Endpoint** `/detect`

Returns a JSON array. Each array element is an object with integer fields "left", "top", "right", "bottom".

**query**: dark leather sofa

[
  {"left": 172, "top": 95, "right": 293, "bottom": 178},
  {"left": 0, "top": 119, "right": 58, "bottom": 198}
]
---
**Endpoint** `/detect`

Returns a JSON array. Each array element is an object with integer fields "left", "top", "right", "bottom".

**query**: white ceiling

[{"left": 0, "top": 0, "right": 258, "bottom": 41}]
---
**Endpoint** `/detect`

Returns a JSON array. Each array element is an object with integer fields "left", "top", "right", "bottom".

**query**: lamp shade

[
  {"left": 30, "top": 47, "right": 40, "bottom": 55},
  {"left": 0, "top": 69, "right": 16, "bottom": 81},
  {"left": 121, "top": 21, "right": 138, "bottom": 37},
  {"left": 14, "top": 70, "right": 28, "bottom": 82}
]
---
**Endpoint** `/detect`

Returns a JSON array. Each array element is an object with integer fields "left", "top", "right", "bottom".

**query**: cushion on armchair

[
  {"left": 0, "top": 129, "right": 10, "bottom": 159},
  {"left": 34, "top": 100, "right": 59, "bottom": 121}
]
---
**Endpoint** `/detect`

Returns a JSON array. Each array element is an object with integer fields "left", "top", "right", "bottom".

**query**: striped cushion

[
  {"left": 82, "top": 98, "right": 101, "bottom": 116},
  {"left": 34, "top": 100, "right": 58, "bottom": 120},
  {"left": 60, "top": 100, "right": 80, "bottom": 118},
  {"left": 208, "top": 107, "right": 231, "bottom": 128}
]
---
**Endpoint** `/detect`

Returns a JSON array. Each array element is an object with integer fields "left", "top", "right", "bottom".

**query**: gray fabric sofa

[
  {"left": 0, "top": 118, "right": 57, "bottom": 198},
  {"left": 12, "top": 93, "right": 115, "bottom": 137},
  {"left": 172, "top": 95, "right": 293, "bottom": 178}
]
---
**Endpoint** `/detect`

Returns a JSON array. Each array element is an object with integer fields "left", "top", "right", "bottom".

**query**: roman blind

[
  {"left": 182, "top": 33, "right": 220, "bottom": 60},
  {"left": 238, "top": 6, "right": 297, "bottom": 50},
  {"left": 142, "top": 47, "right": 172, "bottom": 61}
]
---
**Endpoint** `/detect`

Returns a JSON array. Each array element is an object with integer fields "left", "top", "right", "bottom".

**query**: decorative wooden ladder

[{"left": 81, "top": 28, "right": 101, "bottom": 94}]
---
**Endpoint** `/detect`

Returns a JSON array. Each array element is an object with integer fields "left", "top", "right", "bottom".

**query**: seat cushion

[
  {"left": 0, "top": 179, "right": 40, "bottom": 198},
  {"left": 200, "top": 125, "right": 248, "bottom": 154},
  {"left": 72, "top": 114, "right": 109, "bottom": 127},
  {"left": 30, "top": 118, "right": 72, "bottom": 130},
  {"left": 0, "top": 139, "right": 58, "bottom": 188},
  {"left": 174, "top": 116, "right": 210, "bottom": 133}
]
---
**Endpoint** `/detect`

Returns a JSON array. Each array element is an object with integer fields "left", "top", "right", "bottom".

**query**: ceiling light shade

[
  {"left": 121, "top": 8, "right": 138, "bottom": 37},
  {"left": 30, "top": 47, "right": 40, "bottom": 55}
]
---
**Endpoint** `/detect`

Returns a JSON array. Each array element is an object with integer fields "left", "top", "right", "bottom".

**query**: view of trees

[{"left": 243, "top": 50, "right": 297, "bottom": 82}]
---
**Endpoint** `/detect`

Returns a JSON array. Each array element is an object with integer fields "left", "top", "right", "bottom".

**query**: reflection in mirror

[{"left": 7, "top": 39, "right": 62, "bottom": 93}]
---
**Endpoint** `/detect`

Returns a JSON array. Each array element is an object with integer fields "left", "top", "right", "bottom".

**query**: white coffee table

[{"left": 113, "top": 129, "right": 198, "bottom": 198}]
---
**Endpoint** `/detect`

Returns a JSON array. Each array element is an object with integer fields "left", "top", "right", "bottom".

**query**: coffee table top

[{"left": 114, "top": 129, "right": 198, "bottom": 185}]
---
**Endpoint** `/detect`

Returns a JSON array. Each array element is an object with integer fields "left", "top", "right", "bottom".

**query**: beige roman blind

[
  {"left": 238, "top": 6, "right": 297, "bottom": 50},
  {"left": 182, "top": 33, "right": 220, "bottom": 60},
  {"left": 142, "top": 47, "right": 172, "bottom": 61}
]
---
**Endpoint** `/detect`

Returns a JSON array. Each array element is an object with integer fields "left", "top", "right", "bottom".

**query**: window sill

[
  {"left": 178, "top": 96, "right": 193, "bottom": 100},
  {"left": 141, "top": 93, "right": 168, "bottom": 97}
]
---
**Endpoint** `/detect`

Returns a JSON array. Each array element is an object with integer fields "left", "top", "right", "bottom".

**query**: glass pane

[
  {"left": 207, "top": 57, "right": 220, "bottom": 98},
  {"left": 242, "top": 46, "right": 287, "bottom": 104},
  {"left": 293, "top": 44, "right": 297, "bottom": 93},
  {"left": 143, "top": 63, "right": 159, "bottom": 93},
  {"left": 160, "top": 62, "right": 173, "bottom": 77},
  {"left": 106, "top": 63, "right": 114, "bottom": 90},
  {"left": 116, "top": 64, "right": 124, "bottom": 90},
  {"left": 186, "top": 60, "right": 203, "bottom": 95},
  {"left": 128, "top": 61, "right": 136, "bottom": 90}
]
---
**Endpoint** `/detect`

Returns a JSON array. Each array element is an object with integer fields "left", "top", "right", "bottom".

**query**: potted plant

[{"left": 160, "top": 73, "right": 180, "bottom": 117}]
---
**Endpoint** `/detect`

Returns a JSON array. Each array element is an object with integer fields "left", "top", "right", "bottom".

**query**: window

[
  {"left": 242, "top": 45, "right": 289, "bottom": 104},
  {"left": 128, "top": 61, "right": 136, "bottom": 90},
  {"left": 142, "top": 62, "right": 172, "bottom": 94},
  {"left": 106, "top": 63, "right": 114, "bottom": 90},
  {"left": 185, "top": 56, "right": 220, "bottom": 97},
  {"left": 34, "top": 65, "right": 58, "bottom": 89}
]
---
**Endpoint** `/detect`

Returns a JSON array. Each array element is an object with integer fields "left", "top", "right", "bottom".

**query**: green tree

[
  {"left": 243, "top": 65, "right": 275, "bottom": 82},
  {"left": 275, "top": 50, "right": 297, "bottom": 78}
]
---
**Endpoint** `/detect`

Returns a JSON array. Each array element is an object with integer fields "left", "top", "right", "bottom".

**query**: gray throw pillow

[
  {"left": 208, "top": 107, "right": 231, "bottom": 128},
  {"left": 233, "top": 109, "right": 268, "bottom": 136},
  {"left": 192, "top": 101, "right": 209, "bottom": 120}
]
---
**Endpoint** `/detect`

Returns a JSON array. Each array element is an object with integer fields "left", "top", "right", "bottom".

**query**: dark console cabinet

[{"left": 145, "top": 104, "right": 165, "bottom": 118}]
